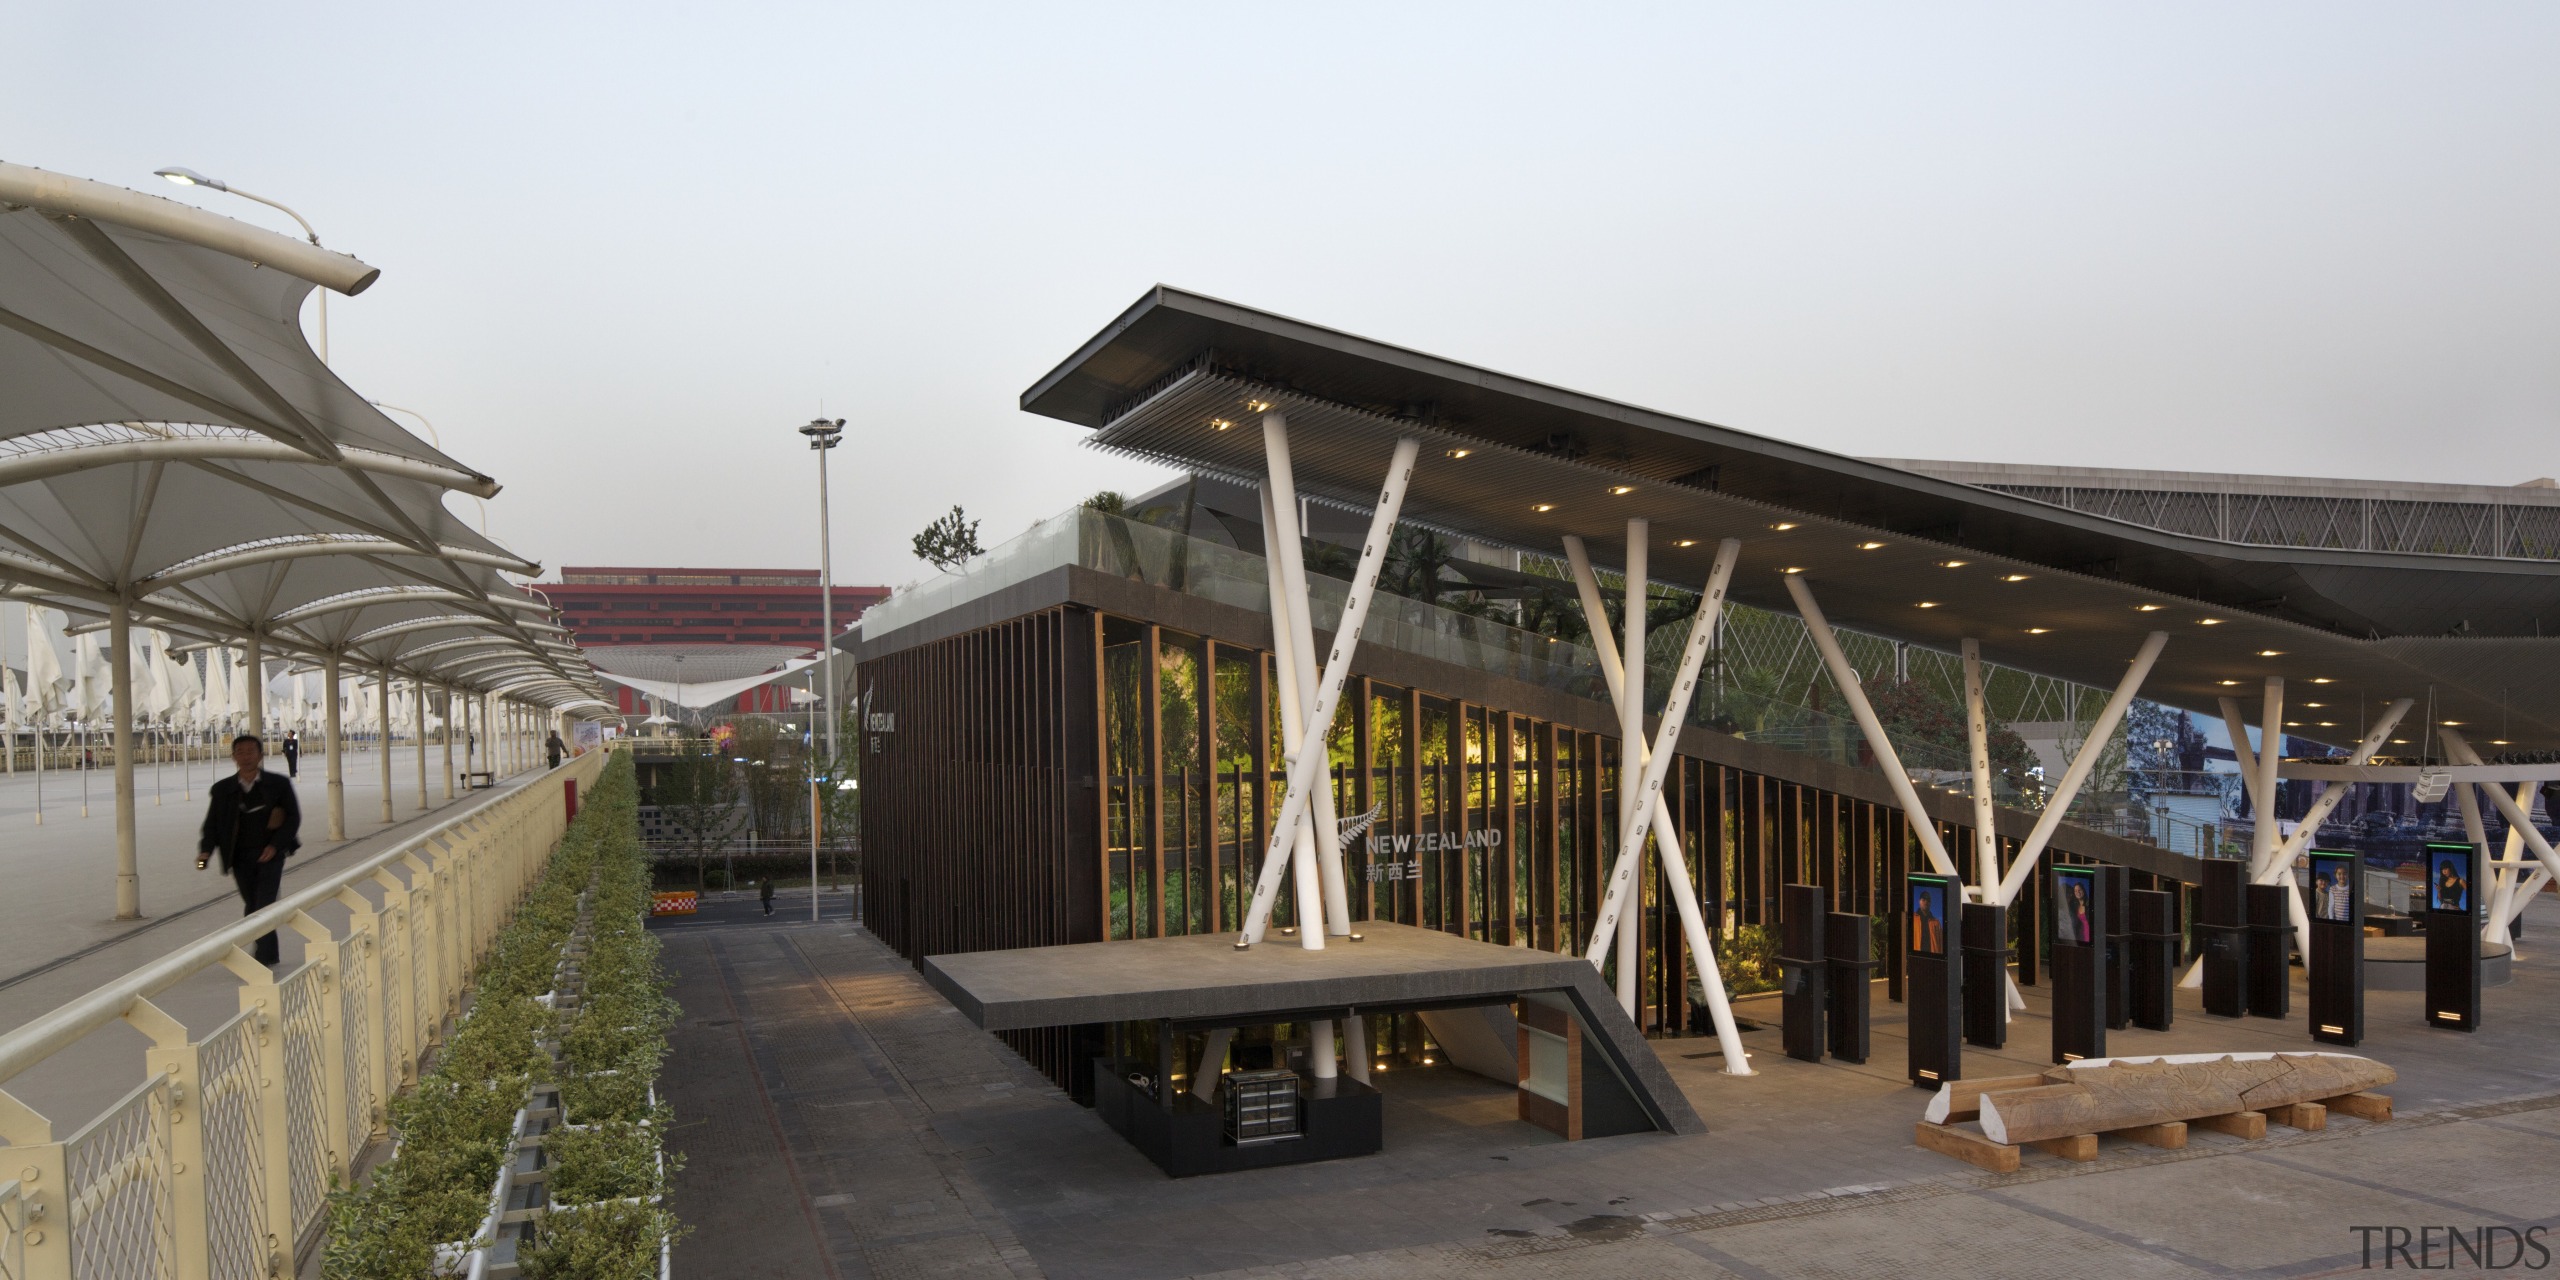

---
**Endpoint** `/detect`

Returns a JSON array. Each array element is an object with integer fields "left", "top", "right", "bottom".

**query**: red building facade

[{"left": 538, "top": 567, "right": 888, "bottom": 647}]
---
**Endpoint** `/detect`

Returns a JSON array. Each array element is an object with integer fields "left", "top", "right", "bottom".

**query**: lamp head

[
  {"left": 155, "top": 166, "right": 227, "bottom": 192},
  {"left": 799, "top": 417, "right": 844, "bottom": 450}
]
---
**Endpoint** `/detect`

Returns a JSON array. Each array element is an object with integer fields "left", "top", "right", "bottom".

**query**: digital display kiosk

[
  {"left": 1904, "top": 873, "right": 1962, "bottom": 1088},
  {"left": 2423, "top": 842, "right": 2482, "bottom": 1032},
  {"left": 2049, "top": 865, "right": 2107, "bottom": 1063},
  {"left": 2305, "top": 849, "right": 2363, "bottom": 1046}
]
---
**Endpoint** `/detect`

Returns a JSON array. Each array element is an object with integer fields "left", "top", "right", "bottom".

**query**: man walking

[
  {"left": 546, "top": 729, "right": 566, "bottom": 769},
  {"left": 281, "top": 728, "right": 299, "bottom": 778},
  {"left": 197, "top": 734, "right": 302, "bottom": 965},
  {"left": 760, "top": 876, "right": 776, "bottom": 916}
]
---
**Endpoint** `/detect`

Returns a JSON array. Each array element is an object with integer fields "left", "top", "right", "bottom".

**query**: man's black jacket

[{"left": 199, "top": 771, "right": 303, "bottom": 873}]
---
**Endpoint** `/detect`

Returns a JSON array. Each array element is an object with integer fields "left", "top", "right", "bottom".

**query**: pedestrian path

[
  {"left": 0, "top": 753, "right": 558, "bottom": 1136},
  {"left": 0, "top": 745, "right": 500, "bottom": 985}
]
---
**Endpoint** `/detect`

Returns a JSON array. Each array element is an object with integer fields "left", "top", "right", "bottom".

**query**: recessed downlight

[
  {"left": 1446, "top": 448, "right": 1471, "bottom": 459},
  {"left": 1532, "top": 503, "right": 1556, "bottom": 513},
  {"left": 2135, "top": 604, "right": 2163, "bottom": 612},
  {"left": 2025, "top": 627, "right": 2052, "bottom": 634},
  {"left": 1608, "top": 485, "right": 1636, "bottom": 496},
  {"left": 1857, "top": 540, "right": 1886, "bottom": 550},
  {"left": 2258, "top": 649, "right": 2283, "bottom": 657},
  {"left": 2199, "top": 618, "right": 2225, "bottom": 625},
  {"left": 1938, "top": 559, "right": 1968, "bottom": 568},
  {"left": 1673, "top": 539, "right": 1698, "bottom": 547},
  {"left": 1781, "top": 566, "right": 1805, "bottom": 575},
  {"left": 1769, "top": 522, "right": 1799, "bottom": 531},
  {"left": 2002, "top": 574, "right": 2031, "bottom": 583},
  {"left": 1915, "top": 601, "right": 1940, "bottom": 609},
  {"left": 1210, "top": 419, "right": 1234, "bottom": 431}
]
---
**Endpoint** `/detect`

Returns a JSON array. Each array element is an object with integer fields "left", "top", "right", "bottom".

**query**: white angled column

[
  {"left": 1783, "top": 574, "right": 1959, "bottom": 879},
  {"left": 1257, "top": 483, "right": 1328, "bottom": 945},
  {"left": 1615, "top": 520, "right": 1647, "bottom": 1014},
  {"left": 1988, "top": 631, "right": 2168, "bottom": 905},
  {"left": 1567, "top": 536, "right": 1754, "bottom": 1072},
  {"left": 1236, "top": 433, "right": 1422, "bottom": 949},
  {"left": 1260, "top": 414, "right": 1355, "bottom": 939},
  {"left": 1961, "top": 639, "right": 1998, "bottom": 891}
]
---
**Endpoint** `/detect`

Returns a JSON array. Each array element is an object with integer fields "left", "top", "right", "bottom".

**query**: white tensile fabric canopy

[
  {"left": 595, "top": 656, "right": 820, "bottom": 710},
  {"left": 0, "top": 160, "right": 606, "bottom": 712},
  {"left": 0, "top": 160, "right": 613, "bottom": 915}
]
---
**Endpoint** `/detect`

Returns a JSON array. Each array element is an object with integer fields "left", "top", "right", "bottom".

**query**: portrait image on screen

[
  {"left": 1907, "top": 879, "right": 1949, "bottom": 956},
  {"left": 2053, "top": 868, "right": 2096, "bottom": 945},
  {"left": 2430, "top": 849, "right": 2471, "bottom": 914},
  {"left": 2309, "top": 854, "right": 2355, "bottom": 924}
]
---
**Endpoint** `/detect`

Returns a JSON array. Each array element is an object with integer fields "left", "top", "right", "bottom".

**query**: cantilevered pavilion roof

[
  {"left": 1023, "top": 287, "right": 2560, "bottom": 750},
  {"left": 0, "top": 160, "right": 606, "bottom": 711}
]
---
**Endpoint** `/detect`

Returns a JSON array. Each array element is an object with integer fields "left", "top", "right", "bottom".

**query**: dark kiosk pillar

[
  {"left": 2049, "top": 865, "right": 2108, "bottom": 1063},
  {"left": 2100, "top": 866, "right": 2132, "bottom": 1031},
  {"left": 2422, "top": 842, "right": 2483, "bottom": 1032},
  {"left": 2127, "top": 888, "right": 2178, "bottom": 1031},
  {"left": 2197, "top": 859, "right": 2250, "bottom": 1018},
  {"left": 2305, "top": 849, "right": 2364, "bottom": 1046},
  {"left": 1778, "top": 884, "right": 1829, "bottom": 1063},
  {"left": 1825, "top": 909, "right": 1875, "bottom": 1063},
  {"left": 1904, "top": 872, "right": 1962, "bottom": 1088},
  {"left": 2245, "top": 883, "right": 2292, "bottom": 1018},
  {"left": 1960, "top": 901, "right": 2010, "bottom": 1049}
]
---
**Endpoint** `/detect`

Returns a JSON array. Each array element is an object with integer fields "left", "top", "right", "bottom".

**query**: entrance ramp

[{"left": 923, "top": 921, "right": 1702, "bottom": 1137}]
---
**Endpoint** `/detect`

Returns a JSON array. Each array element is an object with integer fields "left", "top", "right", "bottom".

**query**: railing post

[
  {"left": 287, "top": 911, "right": 350, "bottom": 1177},
  {"left": 0, "top": 1088, "right": 70, "bottom": 1280},
  {"left": 221, "top": 947, "right": 294, "bottom": 1280},
  {"left": 124, "top": 996, "right": 207, "bottom": 1280},
  {"left": 337, "top": 887, "right": 389, "bottom": 1140},
  {"left": 400, "top": 852, "right": 444, "bottom": 1048},
  {"left": 371, "top": 868, "right": 417, "bottom": 1085}
]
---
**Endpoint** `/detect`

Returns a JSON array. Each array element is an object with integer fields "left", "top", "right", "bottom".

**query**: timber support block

[
  {"left": 2320, "top": 1091, "right": 2393, "bottom": 1122},
  {"left": 2192, "top": 1110, "right": 2267, "bottom": 1139},
  {"left": 2032, "top": 1133, "right": 2099, "bottom": 1162},
  {"left": 1915, "top": 1121, "right": 2019, "bottom": 1173},
  {"left": 2105, "top": 1121, "right": 2187, "bottom": 1149},
  {"left": 2265, "top": 1101, "right": 2326, "bottom": 1131}
]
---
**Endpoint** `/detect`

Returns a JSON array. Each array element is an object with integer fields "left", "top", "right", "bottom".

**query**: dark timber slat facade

[{"left": 859, "top": 562, "right": 2201, "bottom": 1098}]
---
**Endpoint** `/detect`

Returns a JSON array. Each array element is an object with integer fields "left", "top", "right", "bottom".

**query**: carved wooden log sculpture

[{"left": 1968, "top": 1053, "right": 2395, "bottom": 1145}]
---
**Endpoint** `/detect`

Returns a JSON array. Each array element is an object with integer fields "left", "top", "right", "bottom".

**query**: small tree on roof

[{"left": 912, "top": 506, "right": 983, "bottom": 571}]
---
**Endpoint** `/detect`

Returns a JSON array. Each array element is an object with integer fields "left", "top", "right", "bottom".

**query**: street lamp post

[
  {"left": 156, "top": 166, "right": 331, "bottom": 362},
  {"left": 799, "top": 417, "right": 844, "bottom": 923}
]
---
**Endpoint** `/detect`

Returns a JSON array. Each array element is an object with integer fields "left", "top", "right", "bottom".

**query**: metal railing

[{"left": 0, "top": 749, "right": 608, "bottom": 1280}]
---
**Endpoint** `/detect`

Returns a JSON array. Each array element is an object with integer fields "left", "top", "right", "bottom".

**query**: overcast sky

[{"left": 18, "top": 3, "right": 2559, "bottom": 590}]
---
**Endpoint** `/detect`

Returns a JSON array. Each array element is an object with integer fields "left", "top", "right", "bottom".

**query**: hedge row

[
  {"left": 523, "top": 757, "right": 682, "bottom": 1279},
  {"left": 322, "top": 754, "right": 678, "bottom": 1280}
]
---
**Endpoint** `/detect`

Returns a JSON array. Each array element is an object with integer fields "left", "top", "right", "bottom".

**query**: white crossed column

[{"left": 1562, "top": 528, "right": 1753, "bottom": 1073}]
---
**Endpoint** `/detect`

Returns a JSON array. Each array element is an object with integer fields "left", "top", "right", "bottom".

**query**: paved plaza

[{"left": 658, "top": 894, "right": 2560, "bottom": 1279}]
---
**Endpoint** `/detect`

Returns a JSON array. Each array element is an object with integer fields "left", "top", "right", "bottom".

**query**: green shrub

[{"left": 519, "top": 1200, "right": 680, "bottom": 1280}]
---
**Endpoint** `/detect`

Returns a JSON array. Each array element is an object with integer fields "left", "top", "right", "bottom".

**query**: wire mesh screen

[
  {"left": 63, "top": 1075, "right": 173, "bottom": 1280},
  {"left": 196, "top": 1012, "right": 269, "bottom": 1280},
  {"left": 338, "top": 934, "right": 375, "bottom": 1147},
  {"left": 277, "top": 966, "right": 329, "bottom": 1243}
]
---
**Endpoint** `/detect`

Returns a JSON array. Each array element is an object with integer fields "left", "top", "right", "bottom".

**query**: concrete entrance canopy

[
  {"left": 1022, "top": 287, "right": 2560, "bottom": 751},
  {"left": 924, "top": 921, "right": 1705, "bottom": 1135}
]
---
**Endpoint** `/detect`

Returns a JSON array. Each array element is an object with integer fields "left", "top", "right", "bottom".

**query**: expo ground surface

[{"left": 657, "top": 891, "right": 2560, "bottom": 1279}]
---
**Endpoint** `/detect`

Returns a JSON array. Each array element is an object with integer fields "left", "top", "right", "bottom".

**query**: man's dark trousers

[{"left": 234, "top": 855, "right": 287, "bottom": 964}]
